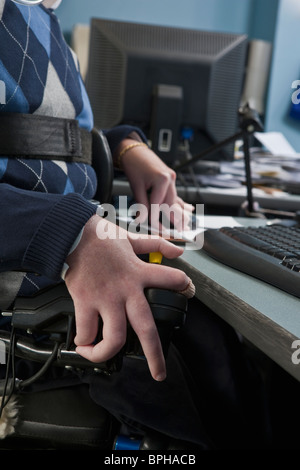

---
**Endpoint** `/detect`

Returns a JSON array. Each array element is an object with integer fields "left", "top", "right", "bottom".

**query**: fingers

[
  {"left": 75, "top": 304, "right": 127, "bottom": 363},
  {"left": 130, "top": 166, "right": 195, "bottom": 232},
  {"left": 128, "top": 233, "right": 184, "bottom": 259},
  {"left": 131, "top": 181, "right": 150, "bottom": 221},
  {"left": 73, "top": 291, "right": 167, "bottom": 382},
  {"left": 146, "top": 263, "right": 190, "bottom": 292},
  {"left": 126, "top": 294, "right": 166, "bottom": 381},
  {"left": 176, "top": 196, "right": 194, "bottom": 212},
  {"left": 132, "top": 237, "right": 191, "bottom": 291},
  {"left": 149, "top": 178, "right": 195, "bottom": 232},
  {"left": 163, "top": 202, "right": 191, "bottom": 232},
  {"left": 149, "top": 172, "right": 173, "bottom": 206},
  {"left": 130, "top": 235, "right": 190, "bottom": 290},
  {"left": 73, "top": 300, "right": 99, "bottom": 346}
]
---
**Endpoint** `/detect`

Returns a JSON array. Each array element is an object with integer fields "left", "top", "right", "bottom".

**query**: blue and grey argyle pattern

[
  {"left": 0, "top": 0, "right": 97, "bottom": 198},
  {"left": 0, "top": 0, "right": 97, "bottom": 296}
]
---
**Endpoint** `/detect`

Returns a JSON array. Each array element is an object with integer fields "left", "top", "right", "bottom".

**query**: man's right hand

[{"left": 64, "top": 215, "right": 191, "bottom": 382}]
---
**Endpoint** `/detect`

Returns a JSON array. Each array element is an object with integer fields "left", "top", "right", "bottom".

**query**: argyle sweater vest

[{"left": 0, "top": 0, "right": 141, "bottom": 299}]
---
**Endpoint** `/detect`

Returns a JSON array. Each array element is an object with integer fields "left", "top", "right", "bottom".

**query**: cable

[
  {"left": 0, "top": 333, "right": 60, "bottom": 419},
  {"left": 16, "top": 340, "right": 60, "bottom": 391}
]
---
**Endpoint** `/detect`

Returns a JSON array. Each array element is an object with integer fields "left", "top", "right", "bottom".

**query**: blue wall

[
  {"left": 56, "top": 0, "right": 253, "bottom": 36},
  {"left": 264, "top": 0, "right": 300, "bottom": 151},
  {"left": 56, "top": 0, "right": 300, "bottom": 151}
]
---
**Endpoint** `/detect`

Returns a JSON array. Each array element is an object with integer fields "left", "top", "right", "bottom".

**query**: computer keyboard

[{"left": 202, "top": 224, "right": 300, "bottom": 299}]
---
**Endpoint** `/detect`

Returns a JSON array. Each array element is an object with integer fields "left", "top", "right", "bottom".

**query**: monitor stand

[{"left": 150, "top": 84, "right": 183, "bottom": 167}]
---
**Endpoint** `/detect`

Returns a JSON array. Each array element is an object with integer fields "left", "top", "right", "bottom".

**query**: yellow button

[{"left": 149, "top": 252, "right": 163, "bottom": 264}]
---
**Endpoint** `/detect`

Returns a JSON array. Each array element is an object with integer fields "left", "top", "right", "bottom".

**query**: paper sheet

[{"left": 254, "top": 132, "right": 299, "bottom": 158}]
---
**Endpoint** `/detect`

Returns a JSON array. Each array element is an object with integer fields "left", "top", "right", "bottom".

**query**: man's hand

[
  {"left": 64, "top": 215, "right": 191, "bottom": 381},
  {"left": 116, "top": 139, "right": 194, "bottom": 233}
]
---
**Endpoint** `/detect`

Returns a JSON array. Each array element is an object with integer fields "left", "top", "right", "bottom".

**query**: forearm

[{"left": 0, "top": 183, "right": 97, "bottom": 280}]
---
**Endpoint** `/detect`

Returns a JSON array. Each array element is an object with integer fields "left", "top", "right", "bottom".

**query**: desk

[
  {"left": 163, "top": 217, "right": 300, "bottom": 382},
  {"left": 113, "top": 180, "right": 300, "bottom": 212}
]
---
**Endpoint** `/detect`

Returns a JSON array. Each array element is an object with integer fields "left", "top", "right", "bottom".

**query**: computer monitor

[{"left": 85, "top": 18, "right": 248, "bottom": 167}]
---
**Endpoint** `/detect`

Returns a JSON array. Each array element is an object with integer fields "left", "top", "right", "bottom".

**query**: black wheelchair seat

[{"left": 1, "top": 384, "right": 118, "bottom": 450}]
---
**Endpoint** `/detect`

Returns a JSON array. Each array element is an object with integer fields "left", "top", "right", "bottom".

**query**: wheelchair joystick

[{"left": 126, "top": 251, "right": 188, "bottom": 358}]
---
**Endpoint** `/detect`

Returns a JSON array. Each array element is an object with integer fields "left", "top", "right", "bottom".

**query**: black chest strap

[{"left": 0, "top": 113, "right": 92, "bottom": 165}]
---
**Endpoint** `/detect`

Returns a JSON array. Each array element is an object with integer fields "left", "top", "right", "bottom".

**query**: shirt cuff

[
  {"left": 23, "top": 193, "right": 98, "bottom": 280},
  {"left": 61, "top": 203, "right": 104, "bottom": 280}
]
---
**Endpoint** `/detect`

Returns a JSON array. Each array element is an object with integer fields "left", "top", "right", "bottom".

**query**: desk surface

[{"left": 164, "top": 217, "right": 300, "bottom": 382}]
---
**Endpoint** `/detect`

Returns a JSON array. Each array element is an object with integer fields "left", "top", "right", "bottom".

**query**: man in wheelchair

[{"left": 0, "top": 0, "right": 269, "bottom": 450}]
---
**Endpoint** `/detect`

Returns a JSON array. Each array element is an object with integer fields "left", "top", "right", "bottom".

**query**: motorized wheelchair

[{"left": 0, "top": 129, "right": 192, "bottom": 451}]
